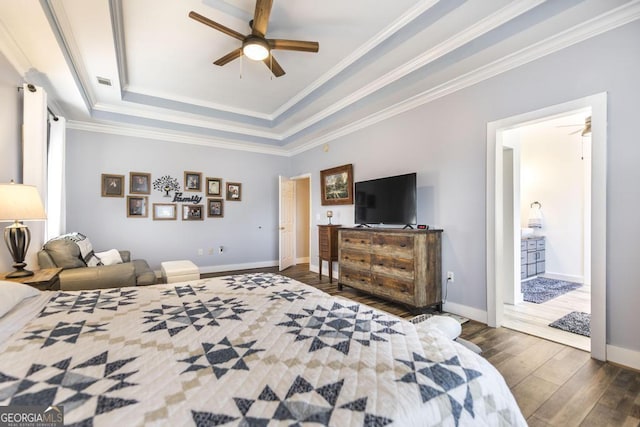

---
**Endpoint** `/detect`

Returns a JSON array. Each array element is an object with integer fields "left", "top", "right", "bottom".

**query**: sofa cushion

[
  {"left": 95, "top": 249, "right": 123, "bottom": 266},
  {"left": 132, "top": 260, "right": 157, "bottom": 286},
  {"left": 43, "top": 239, "right": 86, "bottom": 269}
]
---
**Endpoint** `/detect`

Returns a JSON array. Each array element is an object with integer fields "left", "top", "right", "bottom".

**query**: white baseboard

[
  {"left": 543, "top": 272, "right": 584, "bottom": 284},
  {"left": 442, "top": 301, "right": 488, "bottom": 324},
  {"left": 296, "top": 257, "right": 310, "bottom": 264},
  {"left": 607, "top": 345, "right": 640, "bottom": 371}
]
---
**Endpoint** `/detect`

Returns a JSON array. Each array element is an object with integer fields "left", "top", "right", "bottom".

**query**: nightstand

[
  {"left": 318, "top": 225, "right": 341, "bottom": 283},
  {"left": 1, "top": 267, "right": 63, "bottom": 291}
]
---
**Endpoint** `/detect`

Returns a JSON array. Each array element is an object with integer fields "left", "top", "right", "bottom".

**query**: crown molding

[
  {"left": 66, "top": 0, "right": 640, "bottom": 158},
  {"left": 66, "top": 120, "right": 290, "bottom": 156},
  {"left": 0, "top": 20, "right": 32, "bottom": 75},
  {"left": 280, "top": 0, "right": 545, "bottom": 140},
  {"left": 270, "top": 0, "right": 441, "bottom": 119},
  {"left": 287, "top": 0, "right": 640, "bottom": 154}
]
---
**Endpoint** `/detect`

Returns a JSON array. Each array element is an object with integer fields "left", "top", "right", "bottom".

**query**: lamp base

[{"left": 6, "top": 266, "right": 34, "bottom": 278}]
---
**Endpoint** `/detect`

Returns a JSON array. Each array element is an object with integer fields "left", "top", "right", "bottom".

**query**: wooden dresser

[
  {"left": 338, "top": 228, "right": 442, "bottom": 310},
  {"left": 318, "top": 224, "right": 341, "bottom": 283}
]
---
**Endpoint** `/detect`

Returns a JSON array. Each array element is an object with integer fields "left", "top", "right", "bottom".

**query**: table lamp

[
  {"left": 326, "top": 210, "right": 333, "bottom": 224},
  {"left": 0, "top": 181, "right": 47, "bottom": 278}
]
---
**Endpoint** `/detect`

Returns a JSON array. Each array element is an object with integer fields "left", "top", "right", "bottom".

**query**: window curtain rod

[{"left": 18, "top": 84, "right": 59, "bottom": 121}]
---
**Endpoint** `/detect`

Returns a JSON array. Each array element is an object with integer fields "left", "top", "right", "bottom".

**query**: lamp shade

[{"left": 0, "top": 182, "right": 47, "bottom": 222}]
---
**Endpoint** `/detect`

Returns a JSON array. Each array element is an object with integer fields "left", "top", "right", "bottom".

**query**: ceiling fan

[
  {"left": 558, "top": 116, "right": 592, "bottom": 136},
  {"left": 189, "top": 0, "right": 319, "bottom": 77}
]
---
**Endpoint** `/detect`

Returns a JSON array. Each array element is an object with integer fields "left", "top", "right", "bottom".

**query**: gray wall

[
  {"left": 0, "top": 52, "right": 24, "bottom": 272},
  {"left": 290, "top": 20, "right": 640, "bottom": 352},
  {"left": 65, "top": 129, "right": 290, "bottom": 272}
]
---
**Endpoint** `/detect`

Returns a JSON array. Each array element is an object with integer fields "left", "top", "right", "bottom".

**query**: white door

[{"left": 279, "top": 176, "right": 295, "bottom": 271}]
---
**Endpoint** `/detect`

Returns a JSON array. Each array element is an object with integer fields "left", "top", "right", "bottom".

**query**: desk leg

[
  {"left": 318, "top": 258, "right": 322, "bottom": 280},
  {"left": 328, "top": 260, "right": 333, "bottom": 283}
]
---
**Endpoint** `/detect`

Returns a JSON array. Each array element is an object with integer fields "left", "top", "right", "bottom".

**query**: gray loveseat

[{"left": 37, "top": 238, "right": 156, "bottom": 291}]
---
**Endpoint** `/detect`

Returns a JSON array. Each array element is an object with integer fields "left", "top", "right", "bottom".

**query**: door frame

[{"left": 486, "top": 93, "right": 607, "bottom": 360}]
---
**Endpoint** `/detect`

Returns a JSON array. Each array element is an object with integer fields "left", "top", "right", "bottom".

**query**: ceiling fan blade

[
  {"left": 268, "top": 39, "right": 319, "bottom": 53},
  {"left": 189, "top": 11, "right": 245, "bottom": 41},
  {"left": 569, "top": 129, "right": 582, "bottom": 135},
  {"left": 252, "top": 0, "right": 273, "bottom": 37},
  {"left": 263, "top": 54, "right": 285, "bottom": 77},
  {"left": 214, "top": 48, "right": 243, "bottom": 66}
]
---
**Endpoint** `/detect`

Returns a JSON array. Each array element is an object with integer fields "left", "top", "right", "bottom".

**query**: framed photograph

[
  {"left": 206, "top": 177, "right": 222, "bottom": 196},
  {"left": 153, "top": 203, "right": 177, "bottom": 220},
  {"left": 226, "top": 182, "right": 242, "bottom": 201},
  {"left": 320, "top": 164, "right": 353, "bottom": 205},
  {"left": 101, "top": 174, "right": 124, "bottom": 197},
  {"left": 207, "top": 198, "right": 224, "bottom": 218},
  {"left": 182, "top": 204, "right": 204, "bottom": 220},
  {"left": 130, "top": 172, "right": 151, "bottom": 194},
  {"left": 184, "top": 171, "right": 202, "bottom": 192},
  {"left": 127, "top": 196, "right": 148, "bottom": 217}
]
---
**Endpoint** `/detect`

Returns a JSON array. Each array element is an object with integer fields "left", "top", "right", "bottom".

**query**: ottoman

[{"left": 161, "top": 260, "right": 200, "bottom": 284}]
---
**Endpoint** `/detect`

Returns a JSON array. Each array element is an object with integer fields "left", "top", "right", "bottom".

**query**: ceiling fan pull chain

[
  {"left": 270, "top": 54, "right": 273, "bottom": 80},
  {"left": 240, "top": 52, "right": 243, "bottom": 79}
]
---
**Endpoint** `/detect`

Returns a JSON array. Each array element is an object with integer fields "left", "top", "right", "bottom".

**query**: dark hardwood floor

[{"left": 203, "top": 264, "right": 640, "bottom": 426}]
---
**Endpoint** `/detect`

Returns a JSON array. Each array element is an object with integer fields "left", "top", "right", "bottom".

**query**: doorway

[
  {"left": 486, "top": 93, "right": 607, "bottom": 360},
  {"left": 501, "top": 112, "right": 592, "bottom": 351},
  {"left": 278, "top": 174, "right": 311, "bottom": 271}
]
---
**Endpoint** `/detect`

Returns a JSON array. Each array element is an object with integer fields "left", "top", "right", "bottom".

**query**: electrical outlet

[
  {"left": 447, "top": 271, "right": 454, "bottom": 282},
  {"left": 197, "top": 248, "right": 203, "bottom": 256}
]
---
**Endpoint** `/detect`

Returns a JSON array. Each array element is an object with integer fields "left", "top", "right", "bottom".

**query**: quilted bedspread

[{"left": 0, "top": 273, "right": 526, "bottom": 426}]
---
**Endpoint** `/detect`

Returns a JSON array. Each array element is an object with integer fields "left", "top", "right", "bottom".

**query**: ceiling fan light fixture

[{"left": 243, "top": 36, "right": 269, "bottom": 61}]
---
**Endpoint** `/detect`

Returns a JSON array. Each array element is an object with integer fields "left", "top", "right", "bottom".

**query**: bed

[{"left": 0, "top": 273, "right": 526, "bottom": 426}]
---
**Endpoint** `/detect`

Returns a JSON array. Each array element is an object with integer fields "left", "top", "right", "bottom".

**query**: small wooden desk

[
  {"left": 318, "top": 225, "right": 341, "bottom": 283},
  {"left": 1, "top": 268, "right": 63, "bottom": 291}
]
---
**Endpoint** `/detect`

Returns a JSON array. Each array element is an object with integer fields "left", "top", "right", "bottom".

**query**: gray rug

[
  {"left": 549, "top": 311, "right": 591, "bottom": 337},
  {"left": 521, "top": 277, "right": 582, "bottom": 304}
]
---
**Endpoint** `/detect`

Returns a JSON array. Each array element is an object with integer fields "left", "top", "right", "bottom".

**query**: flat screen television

[{"left": 354, "top": 173, "right": 417, "bottom": 226}]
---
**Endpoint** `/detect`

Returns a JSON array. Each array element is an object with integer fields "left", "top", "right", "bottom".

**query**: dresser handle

[{"left": 400, "top": 244, "right": 407, "bottom": 247}]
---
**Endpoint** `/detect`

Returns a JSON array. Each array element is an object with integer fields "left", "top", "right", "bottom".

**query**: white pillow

[
  {"left": 0, "top": 281, "right": 40, "bottom": 317},
  {"left": 95, "top": 249, "right": 123, "bottom": 266}
]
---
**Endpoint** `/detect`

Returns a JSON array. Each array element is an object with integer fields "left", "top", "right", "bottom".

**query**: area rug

[
  {"left": 549, "top": 311, "right": 591, "bottom": 337},
  {"left": 521, "top": 277, "right": 582, "bottom": 304}
]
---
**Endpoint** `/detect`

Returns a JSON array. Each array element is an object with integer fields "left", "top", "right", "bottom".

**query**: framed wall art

[
  {"left": 320, "top": 163, "right": 353, "bottom": 205},
  {"left": 182, "top": 204, "right": 203, "bottom": 220},
  {"left": 130, "top": 172, "right": 151, "bottom": 194},
  {"left": 206, "top": 177, "right": 222, "bottom": 196},
  {"left": 153, "top": 203, "right": 177, "bottom": 220},
  {"left": 226, "top": 182, "right": 242, "bottom": 201},
  {"left": 207, "top": 198, "right": 224, "bottom": 218},
  {"left": 127, "top": 196, "right": 148, "bottom": 218},
  {"left": 101, "top": 174, "right": 124, "bottom": 197},
  {"left": 184, "top": 171, "right": 202, "bottom": 192}
]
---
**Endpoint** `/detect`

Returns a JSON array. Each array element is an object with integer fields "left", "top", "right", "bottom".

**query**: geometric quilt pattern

[
  {"left": 0, "top": 273, "right": 527, "bottom": 426},
  {"left": 277, "top": 301, "right": 404, "bottom": 355}
]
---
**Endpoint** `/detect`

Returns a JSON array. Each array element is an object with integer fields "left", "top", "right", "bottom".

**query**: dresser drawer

[
  {"left": 371, "top": 254, "right": 414, "bottom": 280},
  {"left": 340, "top": 249, "right": 371, "bottom": 269},
  {"left": 339, "top": 267, "right": 371, "bottom": 288},
  {"left": 536, "top": 239, "right": 545, "bottom": 250},
  {"left": 526, "top": 240, "right": 537, "bottom": 250},
  {"left": 340, "top": 231, "right": 371, "bottom": 250},
  {"left": 370, "top": 274, "right": 415, "bottom": 304},
  {"left": 371, "top": 234, "right": 413, "bottom": 258}
]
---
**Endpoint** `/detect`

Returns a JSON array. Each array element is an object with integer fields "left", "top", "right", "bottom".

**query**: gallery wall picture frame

[
  {"left": 320, "top": 163, "right": 353, "bottom": 205},
  {"left": 101, "top": 174, "right": 124, "bottom": 197},
  {"left": 206, "top": 177, "right": 222, "bottom": 196},
  {"left": 153, "top": 203, "right": 177, "bottom": 220},
  {"left": 130, "top": 172, "right": 151, "bottom": 194},
  {"left": 207, "top": 198, "right": 224, "bottom": 218},
  {"left": 182, "top": 204, "right": 204, "bottom": 220},
  {"left": 184, "top": 171, "right": 202, "bottom": 192},
  {"left": 226, "top": 182, "right": 242, "bottom": 201},
  {"left": 127, "top": 196, "right": 148, "bottom": 218}
]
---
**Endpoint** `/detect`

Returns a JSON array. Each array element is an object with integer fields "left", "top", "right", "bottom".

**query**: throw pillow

[{"left": 95, "top": 249, "right": 123, "bottom": 266}]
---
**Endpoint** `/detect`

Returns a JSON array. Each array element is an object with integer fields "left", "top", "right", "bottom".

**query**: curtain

[
  {"left": 22, "top": 83, "right": 48, "bottom": 267},
  {"left": 47, "top": 116, "right": 66, "bottom": 239}
]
